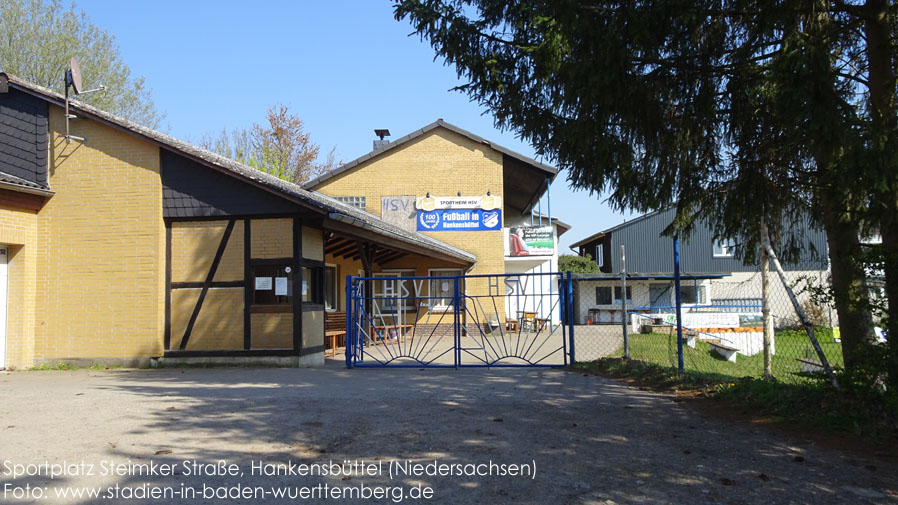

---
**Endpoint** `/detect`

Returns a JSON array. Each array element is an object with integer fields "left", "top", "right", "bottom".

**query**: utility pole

[{"left": 620, "top": 245, "right": 629, "bottom": 359}]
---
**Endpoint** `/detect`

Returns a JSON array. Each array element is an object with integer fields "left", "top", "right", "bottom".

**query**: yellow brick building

[
  {"left": 0, "top": 74, "right": 477, "bottom": 369},
  {"left": 303, "top": 121, "right": 568, "bottom": 328}
]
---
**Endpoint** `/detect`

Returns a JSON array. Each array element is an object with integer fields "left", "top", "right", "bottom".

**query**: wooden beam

[
  {"left": 180, "top": 219, "right": 236, "bottom": 350},
  {"left": 243, "top": 219, "right": 252, "bottom": 350},
  {"left": 376, "top": 250, "right": 407, "bottom": 264},
  {"left": 323, "top": 217, "right": 471, "bottom": 266},
  {"left": 358, "top": 242, "right": 376, "bottom": 274},
  {"left": 164, "top": 223, "right": 172, "bottom": 350},
  {"left": 329, "top": 242, "right": 359, "bottom": 259},
  {"left": 325, "top": 237, "right": 352, "bottom": 254},
  {"left": 293, "top": 217, "right": 303, "bottom": 352}
]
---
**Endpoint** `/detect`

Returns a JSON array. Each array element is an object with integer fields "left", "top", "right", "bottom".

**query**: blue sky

[{"left": 74, "top": 0, "right": 634, "bottom": 252}]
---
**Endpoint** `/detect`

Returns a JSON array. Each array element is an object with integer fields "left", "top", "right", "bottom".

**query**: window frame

[
  {"left": 251, "top": 263, "right": 293, "bottom": 310},
  {"left": 613, "top": 285, "right": 633, "bottom": 304},
  {"left": 324, "top": 263, "right": 338, "bottom": 312},
  {"left": 301, "top": 260, "right": 326, "bottom": 307},
  {"left": 428, "top": 268, "right": 464, "bottom": 312},
  {"left": 595, "top": 244, "right": 604, "bottom": 268},
  {"left": 678, "top": 283, "right": 708, "bottom": 305},
  {"left": 373, "top": 269, "right": 417, "bottom": 311},
  {"left": 595, "top": 286, "right": 613, "bottom": 305},
  {"left": 712, "top": 239, "right": 736, "bottom": 258}
]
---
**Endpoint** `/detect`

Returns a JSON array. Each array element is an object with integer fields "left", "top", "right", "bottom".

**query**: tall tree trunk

[
  {"left": 882, "top": 228, "right": 898, "bottom": 384},
  {"left": 863, "top": 0, "right": 898, "bottom": 385},
  {"left": 820, "top": 195, "right": 875, "bottom": 371}
]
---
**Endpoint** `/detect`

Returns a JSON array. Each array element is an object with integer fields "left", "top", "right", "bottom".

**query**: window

[
  {"left": 649, "top": 283, "right": 672, "bottom": 307},
  {"left": 614, "top": 286, "right": 632, "bottom": 304},
  {"left": 712, "top": 239, "right": 736, "bottom": 257},
  {"left": 373, "top": 270, "right": 417, "bottom": 310},
  {"left": 679, "top": 284, "right": 707, "bottom": 304},
  {"left": 302, "top": 263, "right": 325, "bottom": 305},
  {"left": 429, "top": 268, "right": 463, "bottom": 310},
  {"left": 595, "top": 244, "right": 604, "bottom": 268},
  {"left": 324, "top": 264, "right": 338, "bottom": 311},
  {"left": 333, "top": 196, "right": 366, "bottom": 211},
  {"left": 595, "top": 286, "right": 612, "bottom": 305},
  {"left": 253, "top": 264, "right": 292, "bottom": 306}
]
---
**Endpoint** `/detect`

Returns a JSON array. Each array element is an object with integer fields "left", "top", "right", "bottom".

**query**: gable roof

[
  {"left": 568, "top": 231, "right": 606, "bottom": 250},
  {"left": 568, "top": 208, "right": 670, "bottom": 249},
  {"left": 4, "top": 74, "right": 474, "bottom": 265},
  {"left": 302, "top": 119, "right": 559, "bottom": 201}
]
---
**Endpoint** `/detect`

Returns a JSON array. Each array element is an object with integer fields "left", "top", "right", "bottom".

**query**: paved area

[
  {"left": 1, "top": 366, "right": 896, "bottom": 504},
  {"left": 352, "top": 324, "right": 618, "bottom": 366}
]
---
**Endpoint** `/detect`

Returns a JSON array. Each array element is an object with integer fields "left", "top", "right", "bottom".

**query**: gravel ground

[{"left": 0, "top": 365, "right": 895, "bottom": 504}]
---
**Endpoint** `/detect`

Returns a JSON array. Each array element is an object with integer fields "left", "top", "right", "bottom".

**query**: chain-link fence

[{"left": 570, "top": 258, "right": 847, "bottom": 384}]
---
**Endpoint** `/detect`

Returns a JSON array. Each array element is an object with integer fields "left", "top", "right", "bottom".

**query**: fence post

[
  {"left": 620, "top": 245, "right": 629, "bottom": 359},
  {"left": 673, "top": 235, "right": 685, "bottom": 373},
  {"left": 567, "top": 271, "right": 575, "bottom": 364},
  {"left": 345, "top": 275, "right": 353, "bottom": 369},
  {"left": 760, "top": 222, "right": 773, "bottom": 379},
  {"left": 763, "top": 243, "right": 839, "bottom": 389},
  {"left": 453, "top": 276, "right": 460, "bottom": 369}
]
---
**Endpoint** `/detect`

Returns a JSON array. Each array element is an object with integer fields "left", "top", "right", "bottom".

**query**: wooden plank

[
  {"left": 243, "top": 219, "right": 252, "bottom": 350},
  {"left": 329, "top": 242, "right": 358, "bottom": 259},
  {"left": 375, "top": 250, "right": 406, "bottom": 264},
  {"left": 293, "top": 217, "right": 303, "bottom": 352},
  {"left": 324, "top": 217, "right": 470, "bottom": 266},
  {"left": 172, "top": 281, "right": 243, "bottom": 289},
  {"left": 0, "top": 187, "right": 48, "bottom": 211},
  {"left": 164, "top": 223, "right": 172, "bottom": 350}
]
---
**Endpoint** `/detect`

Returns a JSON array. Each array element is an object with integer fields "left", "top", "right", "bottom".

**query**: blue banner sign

[{"left": 417, "top": 209, "right": 502, "bottom": 231}]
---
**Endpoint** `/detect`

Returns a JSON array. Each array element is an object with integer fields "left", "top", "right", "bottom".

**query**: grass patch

[
  {"left": 29, "top": 362, "right": 78, "bottom": 371},
  {"left": 88, "top": 364, "right": 121, "bottom": 370},
  {"left": 569, "top": 356, "right": 719, "bottom": 391},
  {"left": 571, "top": 356, "right": 898, "bottom": 447},
  {"left": 26, "top": 362, "right": 122, "bottom": 371},
  {"left": 611, "top": 330, "right": 843, "bottom": 383},
  {"left": 717, "top": 377, "right": 898, "bottom": 444}
]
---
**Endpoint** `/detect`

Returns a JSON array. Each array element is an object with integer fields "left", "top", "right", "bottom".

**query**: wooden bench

[
  {"left": 325, "top": 311, "right": 347, "bottom": 358},
  {"left": 709, "top": 341, "right": 739, "bottom": 362},
  {"left": 796, "top": 357, "right": 824, "bottom": 373}
]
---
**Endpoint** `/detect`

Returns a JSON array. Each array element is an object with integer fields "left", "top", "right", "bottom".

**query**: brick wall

[
  {"left": 0, "top": 205, "right": 38, "bottom": 368},
  {"left": 34, "top": 106, "right": 165, "bottom": 360},
  {"left": 251, "top": 218, "right": 292, "bottom": 258},
  {"left": 314, "top": 128, "right": 504, "bottom": 303}
]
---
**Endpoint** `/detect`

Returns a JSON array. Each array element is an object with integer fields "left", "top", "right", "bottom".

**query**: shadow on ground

[{"left": 0, "top": 366, "right": 896, "bottom": 504}]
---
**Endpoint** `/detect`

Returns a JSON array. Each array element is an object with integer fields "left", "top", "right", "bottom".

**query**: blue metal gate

[{"left": 345, "top": 272, "right": 575, "bottom": 368}]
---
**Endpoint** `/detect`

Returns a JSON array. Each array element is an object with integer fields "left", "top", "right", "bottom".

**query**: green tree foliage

[
  {"left": 200, "top": 104, "right": 338, "bottom": 185},
  {"left": 558, "top": 254, "right": 601, "bottom": 274},
  {"left": 0, "top": 0, "right": 163, "bottom": 128},
  {"left": 394, "top": 0, "right": 898, "bottom": 383}
]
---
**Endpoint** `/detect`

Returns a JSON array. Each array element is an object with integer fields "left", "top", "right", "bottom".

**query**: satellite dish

[{"left": 67, "top": 57, "right": 82, "bottom": 94}]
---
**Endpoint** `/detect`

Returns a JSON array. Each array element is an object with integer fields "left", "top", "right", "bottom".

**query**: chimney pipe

[{"left": 373, "top": 129, "right": 391, "bottom": 150}]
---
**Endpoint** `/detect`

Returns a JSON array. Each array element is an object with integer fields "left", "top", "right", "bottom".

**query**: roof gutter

[{"left": 0, "top": 180, "right": 54, "bottom": 197}]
